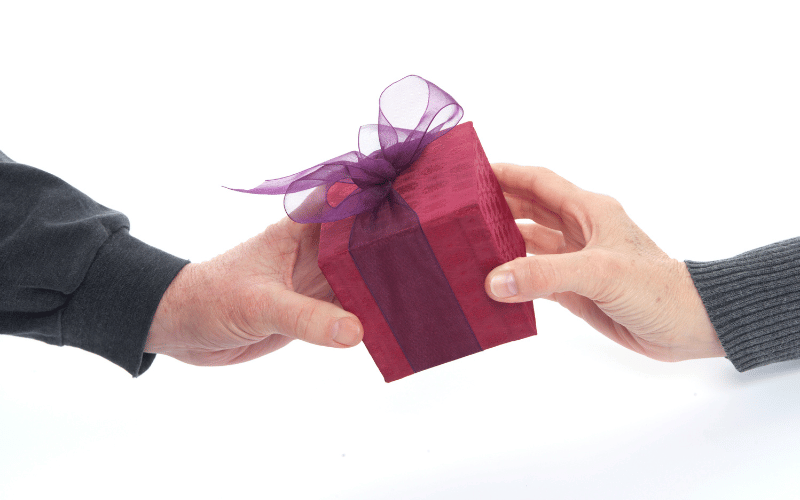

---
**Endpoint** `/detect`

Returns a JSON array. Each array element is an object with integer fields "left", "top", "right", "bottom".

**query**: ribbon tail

[{"left": 224, "top": 162, "right": 335, "bottom": 196}]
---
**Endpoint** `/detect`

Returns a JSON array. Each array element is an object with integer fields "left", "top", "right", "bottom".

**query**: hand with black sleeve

[{"left": 0, "top": 150, "right": 362, "bottom": 376}]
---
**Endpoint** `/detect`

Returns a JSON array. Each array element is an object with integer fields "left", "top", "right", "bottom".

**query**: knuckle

[
  {"left": 239, "top": 286, "right": 284, "bottom": 338},
  {"left": 289, "top": 298, "right": 324, "bottom": 344},
  {"left": 528, "top": 166, "right": 553, "bottom": 186},
  {"left": 560, "top": 198, "right": 592, "bottom": 239},
  {"left": 596, "top": 193, "right": 625, "bottom": 214},
  {"left": 583, "top": 249, "right": 624, "bottom": 300},
  {"left": 560, "top": 197, "right": 586, "bottom": 219},
  {"left": 515, "top": 257, "right": 560, "bottom": 296}
]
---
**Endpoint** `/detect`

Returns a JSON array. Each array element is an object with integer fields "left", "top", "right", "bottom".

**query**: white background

[{"left": 2, "top": 1, "right": 800, "bottom": 498}]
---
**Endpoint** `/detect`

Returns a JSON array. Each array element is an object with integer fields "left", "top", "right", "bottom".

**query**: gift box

[
  {"left": 318, "top": 121, "right": 536, "bottom": 382},
  {"left": 232, "top": 76, "right": 536, "bottom": 382}
]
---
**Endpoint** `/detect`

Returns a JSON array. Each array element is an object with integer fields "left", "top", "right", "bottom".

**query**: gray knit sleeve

[{"left": 686, "top": 238, "right": 800, "bottom": 371}]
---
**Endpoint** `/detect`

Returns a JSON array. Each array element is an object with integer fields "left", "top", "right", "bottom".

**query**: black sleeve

[
  {"left": 686, "top": 238, "right": 800, "bottom": 371},
  {"left": 0, "top": 150, "right": 189, "bottom": 376}
]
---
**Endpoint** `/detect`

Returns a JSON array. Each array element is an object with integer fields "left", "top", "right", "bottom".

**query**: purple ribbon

[{"left": 232, "top": 76, "right": 482, "bottom": 372}]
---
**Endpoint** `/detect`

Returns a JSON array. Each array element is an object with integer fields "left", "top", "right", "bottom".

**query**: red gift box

[{"left": 318, "top": 121, "right": 536, "bottom": 382}]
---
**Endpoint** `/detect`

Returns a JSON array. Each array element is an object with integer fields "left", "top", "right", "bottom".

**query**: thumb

[
  {"left": 267, "top": 290, "right": 364, "bottom": 348},
  {"left": 485, "top": 251, "right": 611, "bottom": 302}
]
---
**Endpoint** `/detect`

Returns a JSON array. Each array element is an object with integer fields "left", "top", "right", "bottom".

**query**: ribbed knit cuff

[
  {"left": 61, "top": 229, "right": 189, "bottom": 377},
  {"left": 686, "top": 238, "right": 800, "bottom": 371}
]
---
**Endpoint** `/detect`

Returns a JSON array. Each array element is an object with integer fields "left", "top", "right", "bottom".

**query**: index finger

[{"left": 491, "top": 163, "right": 590, "bottom": 216}]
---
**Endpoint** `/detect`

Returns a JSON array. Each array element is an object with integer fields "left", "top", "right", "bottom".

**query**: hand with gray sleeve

[{"left": 484, "top": 163, "right": 800, "bottom": 371}]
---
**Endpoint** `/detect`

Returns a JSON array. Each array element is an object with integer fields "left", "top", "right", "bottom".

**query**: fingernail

[
  {"left": 490, "top": 272, "right": 518, "bottom": 298},
  {"left": 332, "top": 317, "right": 362, "bottom": 347}
]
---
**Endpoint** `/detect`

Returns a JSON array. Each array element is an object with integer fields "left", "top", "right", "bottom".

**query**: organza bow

[{"left": 232, "top": 75, "right": 463, "bottom": 223}]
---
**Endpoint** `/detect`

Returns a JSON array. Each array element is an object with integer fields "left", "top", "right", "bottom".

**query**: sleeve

[
  {"left": 0, "top": 150, "right": 189, "bottom": 376},
  {"left": 686, "top": 238, "right": 800, "bottom": 371}
]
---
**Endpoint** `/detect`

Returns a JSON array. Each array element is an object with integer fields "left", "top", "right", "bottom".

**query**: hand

[
  {"left": 484, "top": 164, "right": 725, "bottom": 362},
  {"left": 144, "top": 218, "right": 363, "bottom": 366}
]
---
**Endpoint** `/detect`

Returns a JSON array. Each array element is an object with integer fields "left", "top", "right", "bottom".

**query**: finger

[
  {"left": 285, "top": 218, "right": 321, "bottom": 256},
  {"left": 507, "top": 194, "right": 588, "bottom": 251},
  {"left": 518, "top": 221, "right": 585, "bottom": 254},
  {"left": 267, "top": 289, "right": 364, "bottom": 348},
  {"left": 492, "top": 163, "right": 591, "bottom": 217},
  {"left": 516, "top": 222, "right": 569, "bottom": 255},
  {"left": 485, "top": 250, "right": 614, "bottom": 303},
  {"left": 505, "top": 193, "right": 565, "bottom": 231}
]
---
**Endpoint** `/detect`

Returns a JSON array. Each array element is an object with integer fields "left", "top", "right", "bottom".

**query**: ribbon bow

[
  {"left": 232, "top": 75, "right": 463, "bottom": 223},
  {"left": 233, "top": 76, "right": 483, "bottom": 374}
]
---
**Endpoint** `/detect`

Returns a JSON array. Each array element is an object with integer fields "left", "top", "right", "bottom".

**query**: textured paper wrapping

[{"left": 319, "top": 122, "right": 536, "bottom": 382}]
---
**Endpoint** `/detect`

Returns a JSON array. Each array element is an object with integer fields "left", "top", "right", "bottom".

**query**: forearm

[
  {"left": 686, "top": 237, "right": 800, "bottom": 371},
  {"left": 0, "top": 151, "right": 188, "bottom": 376}
]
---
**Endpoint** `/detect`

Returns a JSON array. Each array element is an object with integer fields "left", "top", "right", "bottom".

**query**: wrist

[
  {"left": 676, "top": 260, "right": 726, "bottom": 360},
  {"left": 145, "top": 263, "right": 197, "bottom": 355}
]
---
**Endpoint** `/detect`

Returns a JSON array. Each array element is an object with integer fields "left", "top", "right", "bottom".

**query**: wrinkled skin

[
  {"left": 485, "top": 164, "right": 725, "bottom": 363},
  {"left": 146, "top": 218, "right": 363, "bottom": 366}
]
